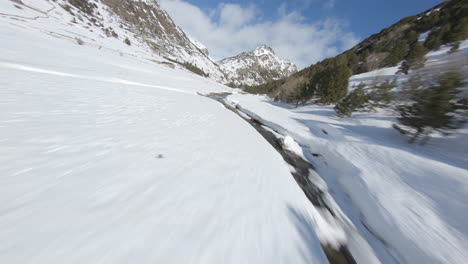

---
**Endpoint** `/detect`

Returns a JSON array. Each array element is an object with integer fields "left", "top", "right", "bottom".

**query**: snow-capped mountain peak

[
  {"left": 218, "top": 45, "right": 297, "bottom": 86},
  {"left": 253, "top": 45, "right": 276, "bottom": 56}
]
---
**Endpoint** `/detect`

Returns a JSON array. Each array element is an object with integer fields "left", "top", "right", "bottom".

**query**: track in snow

[{"left": 0, "top": 61, "right": 195, "bottom": 95}]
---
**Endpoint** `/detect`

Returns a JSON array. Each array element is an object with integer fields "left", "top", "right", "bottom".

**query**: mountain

[
  {"left": 2, "top": 1, "right": 468, "bottom": 264},
  {"left": 6, "top": 0, "right": 300, "bottom": 86},
  {"left": 248, "top": 0, "right": 468, "bottom": 101},
  {"left": 1, "top": 1, "right": 336, "bottom": 263},
  {"left": 217, "top": 45, "right": 297, "bottom": 87},
  {"left": 41, "top": 0, "right": 226, "bottom": 82}
]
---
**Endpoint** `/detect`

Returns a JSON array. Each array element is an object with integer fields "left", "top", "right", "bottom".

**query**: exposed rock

[
  {"left": 64, "top": 0, "right": 227, "bottom": 82},
  {"left": 218, "top": 45, "right": 297, "bottom": 86}
]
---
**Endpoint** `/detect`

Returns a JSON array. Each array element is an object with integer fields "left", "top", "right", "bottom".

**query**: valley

[{"left": 0, "top": 0, "right": 467, "bottom": 264}]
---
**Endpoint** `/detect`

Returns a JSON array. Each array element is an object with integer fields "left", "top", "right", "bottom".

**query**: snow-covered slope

[
  {"left": 0, "top": 1, "right": 333, "bottom": 263},
  {"left": 99, "top": 0, "right": 226, "bottom": 81},
  {"left": 218, "top": 45, "right": 297, "bottom": 86},
  {"left": 188, "top": 36, "right": 209, "bottom": 56},
  {"left": 227, "top": 42, "right": 468, "bottom": 264},
  {"left": 0, "top": 0, "right": 226, "bottom": 82}
]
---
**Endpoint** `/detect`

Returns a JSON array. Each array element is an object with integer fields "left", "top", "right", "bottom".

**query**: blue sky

[
  {"left": 182, "top": 0, "right": 443, "bottom": 40},
  {"left": 159, "top": 0, "right": 444, "bottom": 69}
]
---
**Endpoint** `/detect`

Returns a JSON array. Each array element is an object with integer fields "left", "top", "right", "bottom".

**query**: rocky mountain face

[
  {"left": 217, "top": 45, "right": 297, "bottom": 86},
  {"left": 8, "top": 0, "right": 299, "bottom": 86},
  {"left": 61, "top": 0, "right": 227, "bottom": 82}
]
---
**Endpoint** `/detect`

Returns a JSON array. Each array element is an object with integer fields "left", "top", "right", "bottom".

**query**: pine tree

[
  {"left": 346, "top": 52, "right": 359, "bottom": 73},
  {"left": 449, "top": 17, "right": 468, "bottom": 42},
  {"left": 287, "top": 82, "right": 309, "bottom": 107},
  {"left": 335, "top": 83, "right": 369, "bottom": 117},
  {"left": 314, "top": 64, "right": 351, "bottom": 104},
  {"left": 358, "top": 49, "right": 371, "bottom": 73},
  {"left": 440, "top": 24, "right": 454, "bottom": 43},
  {"left": 400, "top": 75, "right": 422, "bottom": 99},
  {"left": 407, "top": 42, "right": 427, "bottom": 66},
  {"left": 395, "top": 71, "right": 466, "bottom": 144},
  {"left": 405, "top": 30, "right": 419, "bottom": 45},
  {"left": 425, "top": 30, "right": 442, "bottom": 50},
  {"left": 398, "top": 42, "right": 427, "bottom": 74},
  {"left": 369, "top": 79, "right": 396, "bottom": 107},
  {"left": 385, "top": 40, "right": 409, "bottom": 66}
]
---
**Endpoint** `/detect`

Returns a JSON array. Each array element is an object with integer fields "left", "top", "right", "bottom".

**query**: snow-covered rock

[{"left": 218, "top": 45, "right": 297, "bottom": 86}]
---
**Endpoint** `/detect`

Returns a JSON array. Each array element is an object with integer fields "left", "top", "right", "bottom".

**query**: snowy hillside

[
  {"left": 227, "top": 42, "right": 468, "bottom": 264},
  {"left": 218, "top": 45, "right": 297, "bottom": 86},
  {"left": 188, "top": 36, "right": 209, "bottom": 56},
  {"left": 2, "top": 0, "right": 468, "bottom": 263},
  {"left": 0, "top": 0, "right": 226, "bottom": 83},
  {"left": 0, "top": 1, "right": 334, "bottom": 263}
]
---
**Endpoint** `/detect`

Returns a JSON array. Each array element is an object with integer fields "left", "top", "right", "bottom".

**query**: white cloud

[
  {"left": 158, "top": 0, "right": 359, "bottom": 69},
  {"left": 218, "top": 3, "right": 257, "bottom": 29}
]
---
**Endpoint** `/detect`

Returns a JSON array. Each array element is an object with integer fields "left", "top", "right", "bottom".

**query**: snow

[
  {"left": 228, "top": 91, "right": 468, "bottom": 264},
  {"left": 188, "top": 35, "right": 207, "bottom": 51},
  {"left": 349, "top": 66, "right": 400, "bottom": 90},
  {"left": 349, "top": 39, "right": 468, "bottom": 93},
  {"left": 253, "top": 45, "right": 275, "bottom": 56},
  {"left": 0, "top": 0, "right": 227, "bottom": 83},
  {"left": 419, "top": 31, "right": 431, "bottom": 43},
  {"left": 0, "top": 4, "right": 330, "bottom": 264},
  {"left": 283, "top": 136, "right": 306, "bottom": 159},
  {"left": 227, "top": 41, "right": 468, "bottom": 264},
  {"left": 2, "top": 0, "right": 468, "bottom": 263},
  {"left": 217, "top": 45, "right": 297, "bottom": 86}
]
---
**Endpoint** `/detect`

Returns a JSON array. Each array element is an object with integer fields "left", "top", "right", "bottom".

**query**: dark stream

[{"left": 204, "top": 93, "right": 357, "bottom": 264}]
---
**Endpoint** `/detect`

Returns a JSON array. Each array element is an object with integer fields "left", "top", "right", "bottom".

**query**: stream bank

[{"left": 204, "top": 92, "right": 357, "bottom": 264}]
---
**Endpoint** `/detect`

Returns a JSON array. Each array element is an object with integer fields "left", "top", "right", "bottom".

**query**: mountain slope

[
  {"left": 218, "top": 45, "right": 297, "bottom": 87},
  {"left": 98, "top": 0, "right": 226, "bottom": 81},
  {"left": 0, "top": 1, "right": 331, "bottom": 264},
  {"left": 251, "top": 0, "right": 468, "bottom": 101},
  {"left": 226, "top": 41, "right": 468, "bottom": 264},
  {"left": 3, "top": 0, "right": 226, "bottom": 82}
]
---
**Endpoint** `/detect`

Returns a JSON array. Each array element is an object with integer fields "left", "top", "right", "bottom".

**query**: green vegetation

[
  {"left": 368, "top": 79, "right": 397, "bottom": 107},
  {"left": 181, "top": 62, "right": 208, "bottom": 77},
  {"left": 334, "top": 79, "right": 397, "bottom": 117},
  {"left": 395, "top": 72, "right": 467, "bottom": 144},
  {"left": 244, "top": 79, "right": 285, "bottom": 95},
  {"left": 285, "top": 82, "right": 310, "bottom": 107},
  {"left": 104, "top": 27, "right": 119, "bottom": 38},
  {"left": 60, "top": 4, "right": 72, "bottom": 13},
  {"left": 335, "top": 83, "right": 369, "bottom": 117},
  {"left": 398, "top": 42, "right": 428, "bottom": 75},
  {"left": 244, "top": 0, "right": 468, "bottom": 103},
  {"left": 384, "top": 40, "right": 409, "bottom": 66},
  {"left": 424, "top": 17, "right": 468, "bottom": 50},
  {"left": 313, "top": 63, "right": 351, "bottom": 104},
  {"left": 164, "top": 57, "right": 209, "bottom": 77},
  {"left": 226, "top": 82, "right": 238, "bottom": 88},
  {"left": 124, "top": 37, "right": 131, "bottom": 46},
  {"left": 68, "top": 0, "right": 97, "bottom": 15}
]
